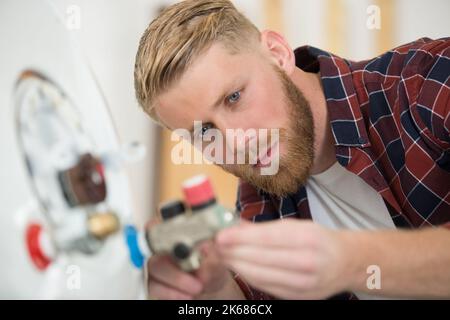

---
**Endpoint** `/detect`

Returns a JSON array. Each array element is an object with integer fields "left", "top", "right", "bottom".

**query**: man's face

[{"left": 156, "top": 43, "right": 314, "bottom": 197}]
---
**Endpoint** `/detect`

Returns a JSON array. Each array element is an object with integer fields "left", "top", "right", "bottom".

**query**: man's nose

[{"left": 215, "top": 123, "right": 256, "bottom": 155}]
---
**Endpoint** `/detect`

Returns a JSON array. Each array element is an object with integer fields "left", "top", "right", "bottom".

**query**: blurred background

[{"left": 0, "top": 0, "right": 448, "bottom": 299}]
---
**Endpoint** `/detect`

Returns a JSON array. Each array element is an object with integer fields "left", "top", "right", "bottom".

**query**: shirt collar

[{"left": 294, "top": 46, "right": 371, "bottom": 148}]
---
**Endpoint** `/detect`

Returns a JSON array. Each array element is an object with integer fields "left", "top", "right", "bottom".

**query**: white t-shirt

[
  {"left": 306, "top": 161, "right": 395, "bottom": 230},
  {"left": 305, "top": 161, "right": 396, "bottom": 299}
]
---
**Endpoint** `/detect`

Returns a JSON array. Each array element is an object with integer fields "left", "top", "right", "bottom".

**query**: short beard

[{"left": 221, "top": 65, "right": 315, "bottom": 197}]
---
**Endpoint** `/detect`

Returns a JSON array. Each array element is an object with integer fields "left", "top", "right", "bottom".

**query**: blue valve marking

[{"left": 124, "top": 225, "right": 144, "bottom": 268}]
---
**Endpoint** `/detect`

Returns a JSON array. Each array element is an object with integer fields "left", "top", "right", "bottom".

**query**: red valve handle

[{"left": 26, "top": 223, "right": 51, "bottom": 270}]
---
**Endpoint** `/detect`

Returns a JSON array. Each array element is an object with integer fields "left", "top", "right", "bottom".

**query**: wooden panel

[
  {"left": 262, "top": 0, "right": 284, "bottom": 31},
  {"left": 374, "top": 0, "right": 395, "bottom": 54},
  {"left": 325, "top": 0, "right": 346, "bottom": 56}
]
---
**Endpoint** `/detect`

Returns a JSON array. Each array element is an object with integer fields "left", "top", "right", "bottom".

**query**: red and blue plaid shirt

[{"left": 234, "top": 37, "right": 450, "bottom": 299}]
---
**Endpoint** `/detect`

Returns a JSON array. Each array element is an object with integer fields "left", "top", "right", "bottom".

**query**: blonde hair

[{"left": 134, "top": 0, "right": 260, "bottom": 122}]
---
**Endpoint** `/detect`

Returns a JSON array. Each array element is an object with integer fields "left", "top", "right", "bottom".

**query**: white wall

[{"left": 396, "top": 0, "right": 450, "bottom": 45}]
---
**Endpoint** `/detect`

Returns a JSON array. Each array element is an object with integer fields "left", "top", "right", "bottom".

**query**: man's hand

[
  {"left": 216, "top": 219, "right": 450, "bottom": 299},
  {"left": 146, "top": 240, "right": 245, "bottom": 300},
  {"left": 215, "top": 219, "right": 350, "bottom": 299}
]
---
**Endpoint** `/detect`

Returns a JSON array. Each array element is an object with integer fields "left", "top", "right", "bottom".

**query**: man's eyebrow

[{"left": 188, "top": 79, "right": 241, "bottom": 134}]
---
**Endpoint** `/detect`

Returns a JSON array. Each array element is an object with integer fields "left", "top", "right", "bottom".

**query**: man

[{"left": 134, "top": 0, "right": 450, "bottom": 299}]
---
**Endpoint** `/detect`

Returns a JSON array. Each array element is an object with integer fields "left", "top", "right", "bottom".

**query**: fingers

[
  {"left": 223, "top": 257, "right": 316, "bottom": 298},
  {"left": 218, "top": 244, "right": 318, "bottom": 273},
  {"left": 148, "top": 281, "right": 193, "bottom": 300},
  {"left": 216, "top": 219, "right": 315, "bottom": 247},
  {"left": 193, "top": 241, "right": 231, "bottom": 293},
  {"left": 147, "top": 255, "right": 203, "bottom": 298}
]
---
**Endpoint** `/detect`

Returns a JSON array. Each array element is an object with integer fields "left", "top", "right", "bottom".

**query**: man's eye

[
  {"left": 201, "top": 123, "right": 213, "bottom": 137},
  {"left": 227, "top": 91, "right": 241, "bottom": 104}
]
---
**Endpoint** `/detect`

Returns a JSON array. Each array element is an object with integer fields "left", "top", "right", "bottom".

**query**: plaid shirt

[{"left": 234, "top": 38, "right": 450, "bottom": 300}]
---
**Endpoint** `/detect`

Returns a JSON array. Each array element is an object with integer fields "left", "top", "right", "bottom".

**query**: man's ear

[{"left": 260, "top": 30, "right": 295, "bottom": 75}]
